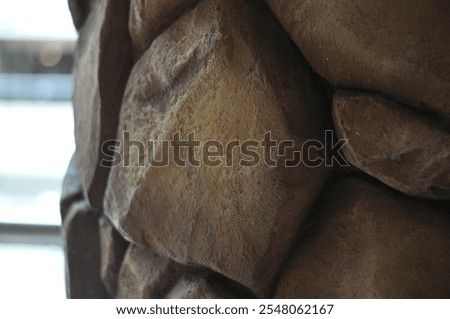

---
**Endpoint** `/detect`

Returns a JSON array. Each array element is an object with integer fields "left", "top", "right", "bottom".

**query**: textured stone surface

[
  {"left": 72, "top": 0, "right": 132, "bottom": 209},
  {"left": 105, "top": 0, "right": 330, "bottom": 296},
  {"left": 333, "top": 90, "right": 450, "bottom": 199},
  {"left": 65, "top": 0, "right": 450, "bottom": 299},
  {"left": 63, "top": 200, "right": 108, "bottom": 298},
  {"left": 129, "top": 0, "right": 200, "bottom": 59},
  {"left": 116, "top": 245, "right": 181, "bottom": 298},
  {"left": 266, "top": 0, "right": 450, "bottom": 121},
  {"left": 60, "top": 154, "right": 83, "bottom": 221},
  {"left": 68, "top": 0, "right": 92, "bottom": 30},
  {"left": 275, "top": 177, "right": 450, "bottom": 298},
  {"left": 166, "top": 272, "right": 249, "bottom": 299},
  {"left": 60, "top": 154, "right": 108, "bottom": 298},
  {"left": 99, "top": 216, "right": 129, "bottom": 297}
]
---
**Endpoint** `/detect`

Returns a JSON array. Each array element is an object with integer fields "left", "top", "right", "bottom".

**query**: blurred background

[{"left": 0, "top": 0, "right": 76, "bottom": 298}]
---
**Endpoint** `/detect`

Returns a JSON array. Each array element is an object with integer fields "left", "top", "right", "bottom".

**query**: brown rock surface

[
  {"left": 60, "top": 154, "right": 83, "bottom": 221},
  {"left": 105, "top": 0, "right": 330, "bottom": 296},
  {"left": 63, "top": 201, "right": 108, "bottom": 298},
  {"left": 166, "top": 272, "right": 249, "bottom": 299},
  {"left": 266, "top": 0, "right": 450, "bottom": 121},
  {"left": 116, "top": 245, "right": 181, "bottom": 298},
  {"left": 68, "top": 0, "right": 93, "bottom": 30},
  {"left": 60, "top": 154, "right": 108, "bottom": 298},
  {"left": 332, "top": 90, "right": 450, "bottom": 199},
  {"left": 72, "top": 0, "right": 133, "bottom": 209},
  {"left": 275, "top": 176, "right": 450, "bottom": 298},
  {"left": 99, "top": 216, "right": 130, "bottom": 297},
  {"left": 129, "top": 0, "right": 200, "bottom": 59}
]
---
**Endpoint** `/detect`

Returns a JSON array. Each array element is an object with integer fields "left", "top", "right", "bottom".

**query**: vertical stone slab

[
  {"left": 63, "top": 201, "right": 109, "bottom": 298},
  {"left": 68, "top": 0, "right": 92, "bottom": 30},
  {"left": 60, "top": 154, "right": 83, "bottom": 221},
  {"left": 99, "top": 216, "right": 130, "bottom": 297},
  {"left": 61, "top": 153, "right": 108, "bottom": 298},
  {"left": 72, "top": 0, "right": 133, "bottom": 209}
]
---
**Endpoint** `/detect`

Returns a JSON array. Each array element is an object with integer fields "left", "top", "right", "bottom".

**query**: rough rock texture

[
  {"left": 99, "top": 216, "right": 130, "bottom": 296},
  {"left": 275, "top": 176, "right": 450, "bottom": 298},
  {"left": 72, "top": 0, "right": 133, "bottom": 209},
  {"left": 105, "top": 0, "right": 330, "bottom": 297},
  {"left": 166, "top": 272, "right": 249, "bottom": 299},
  {"left": 68, "top": 0, "right": 92, "bottom": 30},
  {"left": 60, "top": 154, "right": 83, "bottom": 221},
  {"left": 116, "top": 244, "right": 181, "bottom": 298},
  {"left": 266, "top": 0, "right": 450, "bottom": 121},
  {"left": 60, "top": 153, "right": 108, "bottom": 298},
  {"left": 64, "top": 0, "right": 450, "bottom": 299},
  {"left": 63, "top": 201, "right": 108, "bottom": 298},
  {"left": 129, "top": 0, "right": 200, "bottom": 59},
  {"left": 333, "top": 90, "right": 450, "bottom": 199},
  {"left": 115, "top": 251, "right": 252, "bottom": 298}
]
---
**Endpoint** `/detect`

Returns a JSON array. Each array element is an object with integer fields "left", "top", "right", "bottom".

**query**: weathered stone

[
  {"left": 60, "top": 154, "right": 83, "bottom": 221},
  {"left": 99, "top": 216, "right": 129, "bottom": 297},
  {"left": 129, "top": 0, "right": 200, "bottom": 59},
  {"left": 73, "top": 0, "right": 133, "bottom": 209},
  {"left": 266, "top": 0, "right": 450, "bottom": 121},
  {"left": 105, "top": 0, "right": 330, "bottom": 297},
  {"left": 68, "top": 0, "right": 92, "bottom": 30},
  {"left": 332, "top": 90, "right": 450, "bottom": 199},
  {"left": 166, "top": 272, "right": 248, "bottom": 299},
  {"left": 116, "top": 245, "right": 181, "bottom": 298},
  {"left": 275, "top": 177, "right": 450, "bottom": 298},
  {"left": 63, "top": 200, "right": 108, "bottom": 298}
]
